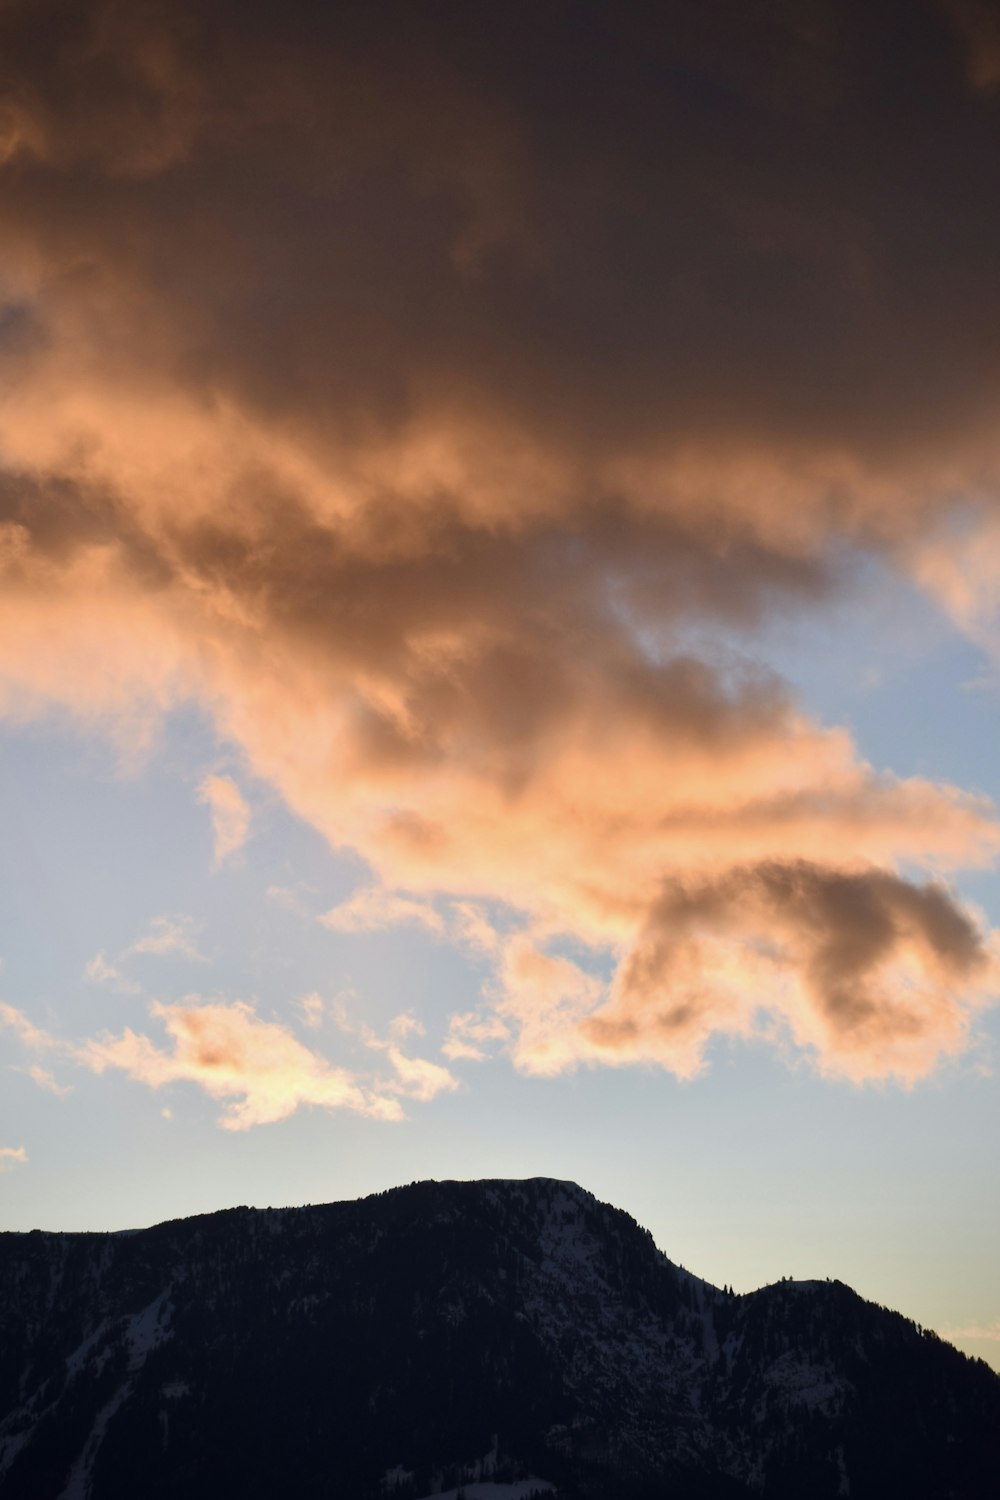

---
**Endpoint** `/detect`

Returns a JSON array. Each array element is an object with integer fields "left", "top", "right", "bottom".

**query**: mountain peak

[{"left": 1, "top": 1180, "right": 997, "bottom": 1500}]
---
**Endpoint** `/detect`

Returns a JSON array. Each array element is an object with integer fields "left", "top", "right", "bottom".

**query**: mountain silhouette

[{"left": 1, "top": 1178, "right": 996, "bottom": 1498}]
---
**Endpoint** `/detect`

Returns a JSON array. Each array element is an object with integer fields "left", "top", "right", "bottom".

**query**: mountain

[{"left": 0, "top": 1178, "right": 996, "bottom": 1499}]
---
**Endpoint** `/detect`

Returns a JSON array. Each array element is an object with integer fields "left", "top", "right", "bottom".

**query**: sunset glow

[{"left": 1, "top": 0, "right": 998, "bottom": 1373}]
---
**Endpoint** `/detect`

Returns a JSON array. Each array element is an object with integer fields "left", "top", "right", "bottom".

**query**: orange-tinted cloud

[
  {"left": 24, "top": 1064, "right": 72, "bottom": 1098},
  {"left": 0, "top": 1002, "right": 59, "bottom": 1053},
  {"left": 79, "top": 1000, "right": 404, "bottom": 1129},
  {"left": 127, "top": 916, "right": 205, "bottom": 961},
  {"left": 198, "top": 773, "right": 251, "bottom": 868},
  {"left": 1, "top": 1, "right": 999, "bottom": 1087},
  {"left": 321, "top": 886, "right": 444, "bottom": 936},
  {"left": 298, "top": 992, "right": 325, "bottom": 1030},
  {"left": 443, "top": 1009, "right": 509, "bottom": 1063},
  {"left": 384, "top": 1046, "right": 459, "bottom": 1104},
  {"left": 582, "top": 862, "right": 997, "bottom": 1084},
  {"left": 2, "top": 990, "right": 457, "bottom": 1129},
  {"left": 84, "top": 952, "right": 143, "bottom": 996}
]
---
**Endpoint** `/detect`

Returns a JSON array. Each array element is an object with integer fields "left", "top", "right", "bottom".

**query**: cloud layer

[{"left": 2, "top": 0, "right": 1000, "bottom": 1087}]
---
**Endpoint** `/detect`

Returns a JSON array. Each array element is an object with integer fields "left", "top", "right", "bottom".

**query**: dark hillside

[{"left": 0, "top": 1179, "right": 996, "bottom": 1499}]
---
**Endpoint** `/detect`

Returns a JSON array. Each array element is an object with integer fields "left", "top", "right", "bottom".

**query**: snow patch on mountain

[{"left": 58, "top": 1381, "right": 132, "bottom": 1500}]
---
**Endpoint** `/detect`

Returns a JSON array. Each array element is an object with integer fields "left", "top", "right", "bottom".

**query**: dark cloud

[{"left": 3, "top": 0, "right": 1000, "bottom": 468}]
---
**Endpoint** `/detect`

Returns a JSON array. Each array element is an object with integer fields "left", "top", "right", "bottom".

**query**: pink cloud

[{"left": 79, "top": 1000, "right": 404, "bottom": 1130}]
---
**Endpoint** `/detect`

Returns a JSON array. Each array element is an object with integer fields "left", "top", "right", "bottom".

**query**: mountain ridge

[{"left": 1, "top": 1176, "right": 997, "bottom": 1499}]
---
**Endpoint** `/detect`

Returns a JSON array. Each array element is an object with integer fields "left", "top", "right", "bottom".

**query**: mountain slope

[{"left": 0, "top": 1178, "right": 996, "bottom": 1499}]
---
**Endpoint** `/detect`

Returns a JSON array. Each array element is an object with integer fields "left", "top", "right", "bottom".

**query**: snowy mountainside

[{"left": 0, "top": 1177, "right": 997, "bottom": 1499}]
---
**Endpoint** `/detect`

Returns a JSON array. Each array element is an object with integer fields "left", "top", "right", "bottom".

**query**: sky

[{"left": 0, "top": 0, "right": 999, "bottom": 1370}]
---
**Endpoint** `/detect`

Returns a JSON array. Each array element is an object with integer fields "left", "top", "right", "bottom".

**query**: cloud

[
  {"left": 126, "top": 916, "right": 205, "bottom": 962},
  {"left": 0, "top": 1146, "right": 27, "bottom": 1171},
  {"left": 0, "top": 1002, "right": 59, "bottom": 1052},
  {"left": 85, "top": 923, "right": 202, "bottom": 996},
  {"left": 443, "top": 1009, "right": 510, "bottom": 1063},
  {"left": 387, "top": 1012, "right": 425, "bottom": 1041},
  {"left": 85, "top": 952, "right": 120, "bottom": 985},
  {"left": 446, "top": 862, "right": 998, "bottom": 1085},
  {"left": 267, "top": 884, "right": 314, "bottom": 918},
  {"left": 84, "top": 952, "right": 142, "bottom": 995},
  {"left": 441, "top": 1037, "right": 488, "bottom": 1064},
  {"left": 24, "top": 1064, "right": 72, "bottom": 1097},
  {"left": 338, "top": 1009, "right": 458, "bottom": 1100},
  {"left": 579, "top": 862, "right": 998, "bottom": 1084},
  {"left": 298, "top": 992, "right": 325, "bottom": 1029},
  {"left": 9, "top": 994, "right": 410, "bottom": 1125},
  {"left": 321, "top": 886, "right": 444, "bottom": 936},
  {"left": 450, "top": 902, "right": 502, "bottom": 956},
  {"left": 79, "top": 999, "right": 404, "bottom": 1130},
  {"left": 385, "top": 1046, "right": 459, "bottom": 1103},
  {"left": 0, "top": 0, "right": 999, "bottom": 1086},
  {"left": 942, "top": 1318, "right": 1000, "bottom": 1341},
  {"left": 493, "top": 935, "right": 607, "bottom": 1079},
  {"left": 198, "top": 773, "right": 251, "bottom": 868}
]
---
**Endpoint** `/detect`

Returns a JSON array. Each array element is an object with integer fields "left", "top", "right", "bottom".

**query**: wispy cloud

[
  {"left": 443, "top": 1009, "right": 509, "bottom": 1063},
  {"left": 942, "top": 1319, "right": 1000, "bottom": 1342},
  {"left": 338, "top": 1007, "right": 459, "bottom": 1101},
  {"left": 387, "top": 1012, "right": 424, "bottom": 1041},
  {"left": 2, "top": 1006, "right": 76, "bottom": 1101},
  {"left": 298, "top": 992, "right": 326, "bottom": 1029},
  {"left": 4, "top": 993, "right": 408, "bottom": 1130},
  {"left": 385, "top": 1046, "right": 459, "bottom": 1103},
  {"left": 321, "top": 886, "right": 444, "bottom": 936},
  {"left": 84, "top": 916, "right": 205, "bottom": 996},
  {"left": 0, "top": 1145, "right": 27, "bottom": 1171},
  {"left": 126, "top": 916, "right": 206, "bottom": 962},
  {"left": 450, "top": 902, "right": 502, "bottom": 956},
  {"left": 267, "top": 884, "right": 314, "bottom": 919},
  {"left": 79, "top": 999, "right": 404, "bottom": 1131},
  {"left": 0, "top": 1002, "right": 59, "bottom": 1052},
  {"left": 85, "top": 952, "right": 120, "bottom": 985},
  {"left": 198, "top": 773, "right": 251, "bottom": 868},
  {"left": 23, "top": 1064, "right": 72, "bottom": 1097},
  {"left": 84, "top": 952, "right": 142, "bottom": 995}
]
